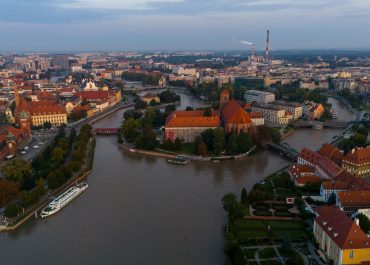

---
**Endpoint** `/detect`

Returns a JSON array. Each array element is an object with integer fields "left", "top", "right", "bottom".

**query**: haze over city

[{"left": 1, "top": 0, "right": 370, "bottom": 52}]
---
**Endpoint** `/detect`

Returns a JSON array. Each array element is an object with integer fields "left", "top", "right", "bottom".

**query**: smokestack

[
  {"left": 14, "top": 83, "right": 19, "bottom": 110},
  {"left": 266, "top": 30, "right": 270, "bottom": 64},
  {"left": 251, "top": 44, "right": 255, "bottom": 62}
]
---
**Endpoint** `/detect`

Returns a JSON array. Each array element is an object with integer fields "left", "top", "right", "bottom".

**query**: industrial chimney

[{"left": 266, "top": 30, "right": 270, "bottom": 64}]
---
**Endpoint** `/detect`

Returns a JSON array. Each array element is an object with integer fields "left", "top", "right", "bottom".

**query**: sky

[{"left": 0, "top": 0, "right": 370, "bottom": 52}]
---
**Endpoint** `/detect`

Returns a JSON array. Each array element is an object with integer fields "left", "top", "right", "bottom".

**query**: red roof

[
  {"left": 77, "top": 91, "right": 115, "bottom": 101},
  {"left": 321, "top": 181, "right": 349, "bottom": 191},
  {"left": 315, "top": 206, "right": 370, "bottom": 249},
  {"left": 334, "top": 171, "right": 370, "bottom": 191},
  {"left": 166, "top": 110, "right": 220, "bottom": 128},
  {"left": 338, "top": 191, "right": 370, "bottom": 208},
  {"left": 318, "top": 143, "right": 343, "bottom": 162},
  {"left": 298, "top": 148, "right": 323, "bottom": 165},
  {"left": 221, "top": 100, "right": 252, "bottom": 125},
  {"left": 316, "top": 157, "right": 343, "bottom": 179},
  {"left": 343, "top": 147, "right": 370, "bottom": 165},
  {"left": 288, "top": 164, "right": 321, "bottom": 185}
]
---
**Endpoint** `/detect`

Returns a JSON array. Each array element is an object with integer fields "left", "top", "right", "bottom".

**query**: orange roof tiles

[
  {"left": 221, "top": 100, "right": 252, "bottom": 125},
  {"left": 315, "top": 206, "right": 370, "bottom": 249},
  {"left": 338, "top": 191, "right": 370, "bottom": 208},
  {"left": 298, "top": 147, "right": 323, "bottom": 165},
  {"left": 316, "top": 157, "right": 343, "bottom": 178},
  {"left": 166, "top": 110, "right": 220, "bottom": 128},
  {"left": 288, "top": 164, "right": 321, "bottom": 185},
  {"left": 318, "top": 143, "right": 343, "bottom": 162},
  {"left": 343, "top": 147, "right": 370, "bottom": 165},
  {"left": 322, "top": 181, "right": 349, "bottom": 190}
]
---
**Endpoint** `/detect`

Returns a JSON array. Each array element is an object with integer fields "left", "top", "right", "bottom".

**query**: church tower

[{"left": 220, "top": 89, "right": 230, "bottom": 108}]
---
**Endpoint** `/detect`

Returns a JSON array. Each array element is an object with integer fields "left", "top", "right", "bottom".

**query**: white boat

[{"left": 40, "top": 182, "right": 88, "bottom": 218}]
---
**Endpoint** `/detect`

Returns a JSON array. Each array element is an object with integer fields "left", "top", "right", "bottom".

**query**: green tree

[
  {"left": 174, "top": 138, "right": 182, "bottom": 151},
  {"left": 237, "top": 133, "right": 252, "bottom": 153},
  {"left": 43, "top": 121, "right": 52, "bottom": 129},
  {"left": 4, "top": 203, "right": 22, "bottom": 218},
  {"left": 1, "top": 159, "right": 33, "bottom": 187},
  {"left": 240, "top": 188, "right": 248, "bottom": 206},
  {"left": 358, "top": 213, "right": 370, "bottom": 234},
  {"left": 52, "top": 147, "right": 65, "bottom": 164},
  {"left": 225, "top": 133, "right": 239, "bottom": 155},
  {"left": 213, "top": 127, "right": 225, "bottom": 155},
  {"left": 121, "top": 118, "right": 141, "bottom": 143},
  {"left": 201, "top": 129, "right": 214, "bottom": 152},
  {"left": 193, "top": 136, "right": 203, "bottom": 155},
  {"left": 248, "top": 190, "right": 266, "bottom": 204},
  {"left": 269, "top": 128, "right": 281, "bottom": 144},
  {"left": 222, "top": 193, "right": 237, "bottom": 216},
  {"left": 198, "top": 142, "right": 208, "bottom": 156}
]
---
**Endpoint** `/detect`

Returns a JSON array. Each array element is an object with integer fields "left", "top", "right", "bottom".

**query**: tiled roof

[
  {"left": 321, "top": 181, "right": 348, "bottom": 190},
  {"left": 298, "top": 148, "right": 323, "bottom": 165},
  {"left": 318, "top": 143, "right": 343, "bottom": 162},
  {"left": 221, "top": 100, "right": 252, "bottom": 125},
  {"left": 316, "top": 157, "right": 343, "bottom": 178},
  {"left": 315, "top": 206, "right": 370, "bottom": 249},
  {"left": 77, "top": 91, "right": 115, "bottom": 101},
  {"left": 343, "top": 147, "right": 370, "bottom": 165},
  {"left": 288, "top": 164, "right": 321, "bottom": 185},
  {"left": 166, "top": 110, "right": 220, "bottom": 128},
  {"left": 338, "top": 191, "right": 370, "bottom": 207}
]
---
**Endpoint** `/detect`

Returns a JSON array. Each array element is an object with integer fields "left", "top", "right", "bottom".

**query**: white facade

[{"left": 244, "top": 90, "right": 275, "bottom": 104}]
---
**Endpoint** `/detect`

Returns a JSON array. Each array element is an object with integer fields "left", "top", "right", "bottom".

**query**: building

[
  {"left": 235, "top": 77, "right": 265, "bottom": 90},
  {"left": 318, "top": 143, "right": 343, "bottom": 166},
  {"left": 341, "top": 147, "right": 370, "bottom": 178},
  {"left": 288, "top": 164, "right": 321, "bottom": 187},
  {"left": 141, "top": 93, "right": 160, "bottom": 105},
  {"left": 303, "top": 101, "right": 325, "bottom": 120},
  {"left": 315, "top": 157, "right": 343, "bottom": 180},
  {"left": 165, "top": 110, "right": 220, "bottom": 142},
  {"left": 18, "top": 99, "right": 67, "bottom": 127},
  {"left": 297, "top": 147, "right": 324, "bottom": 167},
  {"left": 244, "top": 90, "right": 275, "bottom": 104},
  {"left": 249, "top": 112, "right": 265, "bottom": 126},
  {"left": 337, "top": 191, "right": 370, "bottom": 214},
  {"left": 251, "top": 103, "right": 293, "bottom": 126},
  {"left": 314, "top": 205, "right": 370, "bottom": 265},
  {"left": 320, "top": 181, "right": 349, "bottom": 201},
  {"left": 221, "top": 99, "right": 254, "bottom": 134},
  {"left": 270, "top": 101, "right": 303, "bottom": 120}
]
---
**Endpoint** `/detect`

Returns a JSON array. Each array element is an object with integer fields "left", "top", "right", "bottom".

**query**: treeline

[
  {"left": 193, "top": 128, "right": 253, "bottom": 156},
  {"left": 1, "top": 125, "right": 92, "bottom": 218},
  {"left": 121, "top": 72, "right": 162, "bottom": 86},
  {"left": 274, "top": 81, "right": 328, "bottom": 104},
  {"left": 337, "top": 89, "right": 366, "bottom": 109},
  {"left": 337, "top": 125, "right": 369, "bottom": 154}
]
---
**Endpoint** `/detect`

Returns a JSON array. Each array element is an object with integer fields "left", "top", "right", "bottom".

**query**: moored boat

[{"left": 40, "top": 182, "right": 88, "bottom": 218}]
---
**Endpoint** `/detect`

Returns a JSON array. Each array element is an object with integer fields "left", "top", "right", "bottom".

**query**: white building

[{"left": 244, "top": 90, "right": 275, "bottom": 104}]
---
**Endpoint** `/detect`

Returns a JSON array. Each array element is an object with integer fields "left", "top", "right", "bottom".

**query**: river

[{"left": 0, "top": 95, "right": 355, "bottom": 265}]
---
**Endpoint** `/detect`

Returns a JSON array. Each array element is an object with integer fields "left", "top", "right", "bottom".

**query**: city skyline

[{"left": 1, "top": 0, "right": 370, "bottom": 52}]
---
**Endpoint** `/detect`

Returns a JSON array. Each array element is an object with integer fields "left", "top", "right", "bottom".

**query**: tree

[
  {"left": 43, "top": 121, "right": 52, "bottom": 129},
  {"left": 237, "top": 133, "right": 252, "bottom": 153},
  {"left": 358, "top": 213, "right": 370, "bottom": 234},
  {"left": 198, "top": 142, "right": 208, "bottom": 156},
  {"left": 1, "top": 159, "right": 33, "bottom": 187},
  {"left": 327, "top": 193, "right": 337, "bottom": 205},
  {"left": 0, "top": 180, "right": 20, "bottom": 207},
  {"left": 121, "top": 118, "right": 141, "bottom": 143},
  {"left": 52, "top": 147, "right": 65, "bottom": 164},
  {"left": 174, "top": 138, "right": 182, "bottom": 151},
  {"left": 240, "top": 188, "right": 248, "bottom": 206},
  {"left": 248, "top": 190, "right": 266, "bottom": 204},
  {"left": 269, "top": 128, "right": 281, "bottom": 144},
  {"left": 185, "top": 106, "right": 193, "bottom": 111},
  {"left": 201, "top": 129, "right": 214, "bottom": 152},
  {"left": 203, "top": 107, "right": 212, "bottom": 117},
  {"left": 4, "top": 203, "right": 22, "bottom": 218},
  {"left": 222, "top": 193, "right": 237, "bottom": 215},
  {"left": 135, "top": 99, "right": 148, "bottom": 110},
  {"left": 225, "top": 133, "right": 239, "bottom": 155},
  {"left": 193, "top": 136, "right": 203, "bottom": 155},
  {"left": 213, "top": 127, "right": 225, "bottom": 155}
]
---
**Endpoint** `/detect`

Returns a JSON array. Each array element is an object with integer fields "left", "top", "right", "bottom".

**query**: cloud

[{"left": 58, "top": 0, "right": 184, "bottom": 10}]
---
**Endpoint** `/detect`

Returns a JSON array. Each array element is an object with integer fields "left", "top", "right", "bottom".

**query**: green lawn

[
  {"left": 260, "top": 260, "right": 283, "bottom": 265},
  {"left": 274, "top": 211, "right": 295, "bottom": 217},
  {"left": 233, "top": 219, "right": 308, "bottom": 242},
  {"left": 258, "top": 247, "right": 277, "bottom": 259},
  {"left": 180, "top": 143, "right": 195, "bottom": 155},
  {"left": 253, "top": 210, "right": 273, "bottom": 216},
  {"left": 253, "top": 204, "right": 270, "bottom": 210}
]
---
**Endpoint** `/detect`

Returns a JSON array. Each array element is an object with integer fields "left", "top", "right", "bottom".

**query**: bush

[
  {"left": 4, "top": 203, "right": 22, "bottom": 218},
  {"left": 253, "top": 204, "right": 270, "bottom": 210},
  {"left": 275, "top": 211, "right": 295, "bottom": 217}
]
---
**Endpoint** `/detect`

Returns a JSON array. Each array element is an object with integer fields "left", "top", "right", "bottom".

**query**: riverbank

[
  {"left": 118, "top": 142, "right": 257, "bottom": 162},
  {"left": 0, "top": 137, "right": 96, "bottom": 232}
]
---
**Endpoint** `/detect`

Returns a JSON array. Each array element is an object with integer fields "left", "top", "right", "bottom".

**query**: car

[
  {"left": 21, "top": 151, "right": 26, "bottom": 154},
  {"left": 24, "top": 146, "right": 29, "bottom": 151},
  {"left": 39, "top": 142, "right": 44, "bottom": 145},
  {"left": 33, "top": 145, "right": 39, "bottom": 149},
  {"left": 6, "top": 155, "right": 14, "bottom": 160}
]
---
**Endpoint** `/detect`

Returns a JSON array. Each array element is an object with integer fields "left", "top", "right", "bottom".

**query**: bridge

[
  {"left": 94, "top": 128, "right": 119, "bottom": 135},
  {"left": 292, "top": 120, "right": 349, "bottom": 129},
  {"left": 267, "top": 142, "right": 299, "bottom": 161}
]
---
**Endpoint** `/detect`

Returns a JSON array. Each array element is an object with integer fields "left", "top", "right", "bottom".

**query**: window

[{"left": 349, "top": 250, "right": 354, "bottom": 259}]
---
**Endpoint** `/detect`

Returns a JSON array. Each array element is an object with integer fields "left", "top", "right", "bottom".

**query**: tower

[
  {"left": 19, "top": 111, "right": 31, "bottom": 136},
  {"left": 6, "top": 132, "right": 17, "bottom": 157},
  {"left": 14, "top": 83, "right": 20, "bottom": 111},
  {"left": 220, "top": 89, "right": 230, "bottom": 108},
  {"left": 251, "top": 44, "right": 255, "bottom": 63},
  {"left": 266, "top": 30, "right": 270, "bottom": 65}
]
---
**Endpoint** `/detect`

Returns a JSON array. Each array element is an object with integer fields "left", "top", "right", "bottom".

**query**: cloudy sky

[{"left": 0, "top": 0, "right": 370, "bottom": 52}]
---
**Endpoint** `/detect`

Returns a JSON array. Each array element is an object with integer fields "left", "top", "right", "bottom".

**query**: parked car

[
  {"left": 21, "top": 151, "right": 26, "bottom": 154},
  {"left": 33, "top": 145, "right": 39, "bottom": 149}
]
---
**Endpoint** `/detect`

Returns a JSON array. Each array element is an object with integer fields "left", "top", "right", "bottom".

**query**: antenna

[{"left": 266, "top": 30, "right": 270, "bottom": 64}]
